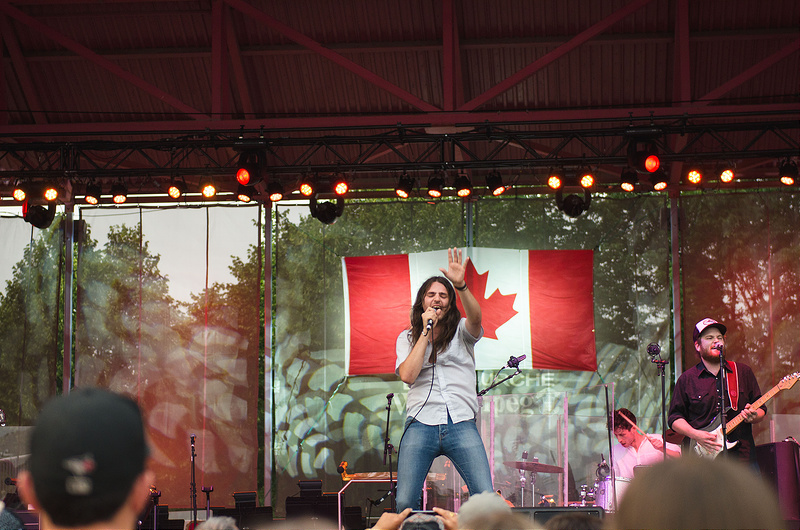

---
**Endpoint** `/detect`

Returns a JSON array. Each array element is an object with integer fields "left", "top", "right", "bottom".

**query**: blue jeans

[{"left": 395, "top": 414, "right": 493, "bottom": 511}]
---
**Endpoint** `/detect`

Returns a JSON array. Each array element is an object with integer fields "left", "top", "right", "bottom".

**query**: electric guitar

[{"left": 691, "top": 371, "right": 799, "bottom": 458}]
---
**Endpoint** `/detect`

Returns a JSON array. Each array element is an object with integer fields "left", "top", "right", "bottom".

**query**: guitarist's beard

[{"left": 699, "top": 343, "right": 724, "bottom": 365}]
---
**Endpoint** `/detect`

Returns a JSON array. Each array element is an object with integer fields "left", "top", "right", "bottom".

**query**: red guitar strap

[{"left": 726, "top": 361, "right": 739, "bottom": 410}]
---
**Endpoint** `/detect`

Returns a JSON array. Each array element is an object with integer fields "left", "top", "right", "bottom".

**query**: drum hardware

[{"left": 505, "top": 456, "right": 563, "bottom": 508}]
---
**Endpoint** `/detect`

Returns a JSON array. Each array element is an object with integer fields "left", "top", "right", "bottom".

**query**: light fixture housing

[
  {"left": 686, "top": 167, "right": 703, "bottom": 185},
  {"left": 486, "top": 172, "right": 506, "bottom": 196},
  {"left": 111, "top": 183, "right": 128, "bottom": 204},
  {"left": 13, "top": 182, "right": 28, "bottom": 202},
  {"left": 298, "top": 175, "right": 315, "bottom": 197},
  {"left": 556, "top": 188, "right": 592, "bottom": 218},
  {"left": 84, "top": 183, "right": 102, "bottom": 205},
  {"left": 268, "top": 181, "right": 285, "bottom": 202},
  {"left": 718, "top": 163, "right": 736, "bottom": 183},
  {"left": 547, "top": 168, "right": 564, "bottom": 190},
  {"left": 427, "top": 173, "right": 445, "bottom": 198},
  {"left": 650, "top": 169, "right": 668, "bottom": 191},
  {"left": 309, "top": 194, "right": 345, "bottom": 224},
  {"left": 235, "top": 151, "right": 263, "bottom": 186},
  {"left": 200, "top": 179, "right": 217, "bottom": 198},
  {"left": 395, "top": 173, "right": 414, "bottom": 198},
  {"left": 167, "top": 181, "right": 186, "bottom": 199},
  {"left": 628, "top": 140, "right": 661, "bottom": 173},
  {"left": 779, "top": 159, "right": 798, "bottom": 186},
  {"left": 22, "top": 200, "right": 56, "bottom": 229},
  {"left": 579, "top": 168, "right": 595, "bottom": 189},
  {"left": 237, "top": 184, "right": 254, "bottom": 203},
  {"left": 454, "top": 171, "right": 472, "bottom": 198},
  {"left": 620, "top": 168, "right": 638, "bottom": 192}
]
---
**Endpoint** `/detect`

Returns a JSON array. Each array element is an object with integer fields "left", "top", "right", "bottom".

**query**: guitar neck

[{"left": 726, "top": 383, "right": 779, "bottom": 433}]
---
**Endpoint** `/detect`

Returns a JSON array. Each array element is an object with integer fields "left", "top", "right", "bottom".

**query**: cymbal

[{"left": 504, "top": 460, "right": 564, "bottom": 474}]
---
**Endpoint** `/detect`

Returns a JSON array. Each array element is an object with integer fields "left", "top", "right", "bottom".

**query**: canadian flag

[{"left": 343, "top": 248, "right": 596, "bottom": 375}]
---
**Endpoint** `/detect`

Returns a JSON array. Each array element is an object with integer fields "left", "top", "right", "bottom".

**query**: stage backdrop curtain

[
  {"left": 0, "top": 214, "right": 63, "bottom": 507},
  {"left": 73, "top": 205, "right": 263, "bottom": 509}
]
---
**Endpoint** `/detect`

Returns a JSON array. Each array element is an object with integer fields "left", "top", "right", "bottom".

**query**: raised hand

[{"left": 439, "top": 247, "right": 467, "bottom": 288}]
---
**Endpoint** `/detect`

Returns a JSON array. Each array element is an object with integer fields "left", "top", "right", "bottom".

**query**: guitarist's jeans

[{"left": 396, "top": 414, "right": 493, "bottom": 511}]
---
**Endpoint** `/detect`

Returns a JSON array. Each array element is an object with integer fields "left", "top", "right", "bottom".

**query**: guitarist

[{"left": 668, "top": 318, "right": 766, "bottom": 464}]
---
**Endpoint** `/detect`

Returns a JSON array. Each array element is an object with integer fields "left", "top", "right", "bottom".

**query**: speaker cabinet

[
  {"left": 512, "top": 506, "right": 604, "bottom": 525},
  {"left": 756, "top": 441, "right": 800, "bottom": 527}
]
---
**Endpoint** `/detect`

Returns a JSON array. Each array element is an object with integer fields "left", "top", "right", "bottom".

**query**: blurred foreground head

[{"left": 612, "top": 456, "right": 783, "bottom": 530}]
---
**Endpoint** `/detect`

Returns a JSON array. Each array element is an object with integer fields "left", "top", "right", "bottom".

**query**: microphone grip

[{"left": 425, "top": 319, "right": 433, "bottom": 331}]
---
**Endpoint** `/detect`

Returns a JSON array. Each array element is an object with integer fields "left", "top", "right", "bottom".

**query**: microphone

[
  {"left": 191, "top": 434, "right": 196, "bottom": 444},
  {"left": 426, "top": 319, "right": 433, "bottom": 332},
  {"left": 386, "top": 393, "right": 394, "bottom": 401},
  {"left": 647, "top": 343, "right": 661, "bottom": 357},
  {"left": 507, "top": 354, "right": 527, "bottom": 368},
  {"left": 5, "top": 477, "right": 16, "bottom": 486},
  {"left": 337, "top": 461, "right": 347, "bottom": 474}
]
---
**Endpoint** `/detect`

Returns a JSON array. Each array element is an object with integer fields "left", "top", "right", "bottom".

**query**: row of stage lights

[{"left": 6, "top": 154, "right": 798, "bottom": 208}]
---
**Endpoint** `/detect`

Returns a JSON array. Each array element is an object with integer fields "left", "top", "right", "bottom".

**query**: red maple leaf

[{"left": 455, "top": 259, "right": 518, "bottom": 340}]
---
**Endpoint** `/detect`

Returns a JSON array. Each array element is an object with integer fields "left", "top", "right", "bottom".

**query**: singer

[
  {"left": 394, "top": 247, "right": 493, "bottom": 512},
  {"left": 668, "top": 317, "right": 766, "bottom": 465}
]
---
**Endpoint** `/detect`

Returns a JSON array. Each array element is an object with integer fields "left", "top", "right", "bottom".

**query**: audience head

[
  {"left": 17, "top": 388, "right": 152, "bottom": 529},
  {"left": 196, "top": 516, "right": 239, "bottom": 530},
  {"left": 543, "top": 512, "right": 601, "bottom": 530},
  {"left": 457, "top": 491, "right": 534, "bottom": 530},
  {"left": 612, "top": 456, "right": 783, "bottom": 529}
]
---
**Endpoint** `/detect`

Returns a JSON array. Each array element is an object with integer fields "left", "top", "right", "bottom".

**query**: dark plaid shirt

[{"left": 668, "top": 360, "right": 765, "bottom": 462}]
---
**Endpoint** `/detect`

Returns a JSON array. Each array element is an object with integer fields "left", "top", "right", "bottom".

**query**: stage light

[
  {"left": 43, "top": 183, "right": 59, "bottom": 202},
  {"left": 268, "top": 181, "right": 284, "bottom": 202},
  {"left": 427, "top": 173, "right": 444, "bottom": 198},
  {"left": 620, "top": 168, "right": 638, "bottom": 192},
  {"left": 332, "top": 174, "right": 349, "bottom": 195},
  {"left": 167, "top": 181, "right": 186, "bottom": 199},
  {"left": 719, "top": 169, "right": 734, "bottom": 183},
  {"left": 719, "top": 163, "right": 736, "bottom": 184},
  {"left": 22, "top": 200, "right": 56, "bottom": 229},
  {"left": 628, "top": 140, "right": 661, "bottom": 173},
  {"left": 236, "top": 151, "right": 263, "bottom": 186},
  {"left": 650, "top": 169, "right": 668, "bottom": 191},
  {"left": 547, "top": 168, "right": 564, "bottom": 190},
  {"left": 579, "top": 168, "right": 595, "bottom": 189},
  {"left": 395, "top": 173, "right": 414, "bottom": 198},
  {"left": 237, "top": 184, "right": 254, "bottom": 202},
  {"left": 454, "top": 171, "right": 472, "bottom": 198},
  {"left": 686, "top": 168, "right": 703, "bottom": 185},
  {"left": 309, "top": 194, "right": 345, "bottom": 224},
  {"left": 12, "top": 182, "right": 27, "bottom": 202},
  {"left": 556, "top": 188, "right": 591, "bottom": 218},
  {"left": 298, "top": 175, "right": 315, "bottom": 197},
  {"left": 84, "top": 183, "right": 102, "bottom": 205},
  {"left": 779, "top": 159, "right": 798, "bottom": 186},
  {"left": 200, "top": 179, "right": 217, "bottom": 198},
  {"left": 486, "top": 172, "right": 505, "bottom": 196},
  {"left": 111, "top": 183, "right": 128, "bottom": 204}
]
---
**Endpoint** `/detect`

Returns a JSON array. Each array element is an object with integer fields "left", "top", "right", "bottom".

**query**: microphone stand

[
  {"left": 718, "top": 348, "right": 729, "bottom": 456},
  {"left": 477, "top": 357, "right": 524, "bottom": 396},
  {"left": 190, "top": 435, "right": 197, "bottom": 528},
  {"left": 383, "top": 393, "right": 396, "bottom": 512},
  {"left": 648, "top": 343, "right": 669, "bottom": 459}
]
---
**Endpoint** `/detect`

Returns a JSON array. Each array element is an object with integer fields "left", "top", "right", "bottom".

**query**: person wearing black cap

[
  {"left": 667, "top": 318, "right": 766, "bottom": 463},
  {"left": 16, "top": 388, "right": 154, "bottom": 530}
]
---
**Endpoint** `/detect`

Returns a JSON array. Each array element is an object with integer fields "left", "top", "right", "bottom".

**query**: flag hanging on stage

[{"left": 343, "top": 248, "right": 596, "bottom": 375}]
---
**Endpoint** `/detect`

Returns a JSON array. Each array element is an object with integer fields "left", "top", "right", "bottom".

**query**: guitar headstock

[{"left": 778, "top": 372, "right": 800, "bottom": 390}]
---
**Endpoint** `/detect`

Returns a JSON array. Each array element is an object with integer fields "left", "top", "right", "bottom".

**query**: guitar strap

[{"left": 726, "top": 361, "right": 739, "bottom": 410}]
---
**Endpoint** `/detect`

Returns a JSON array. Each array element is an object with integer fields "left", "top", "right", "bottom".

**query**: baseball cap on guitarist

[{"left": 693, "top": 317, "right": 727, "bottom": 343}]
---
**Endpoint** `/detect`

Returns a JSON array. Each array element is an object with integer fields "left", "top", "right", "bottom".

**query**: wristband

[{"left": 454, "top": 282, "right": 467, "bottom": 291}]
